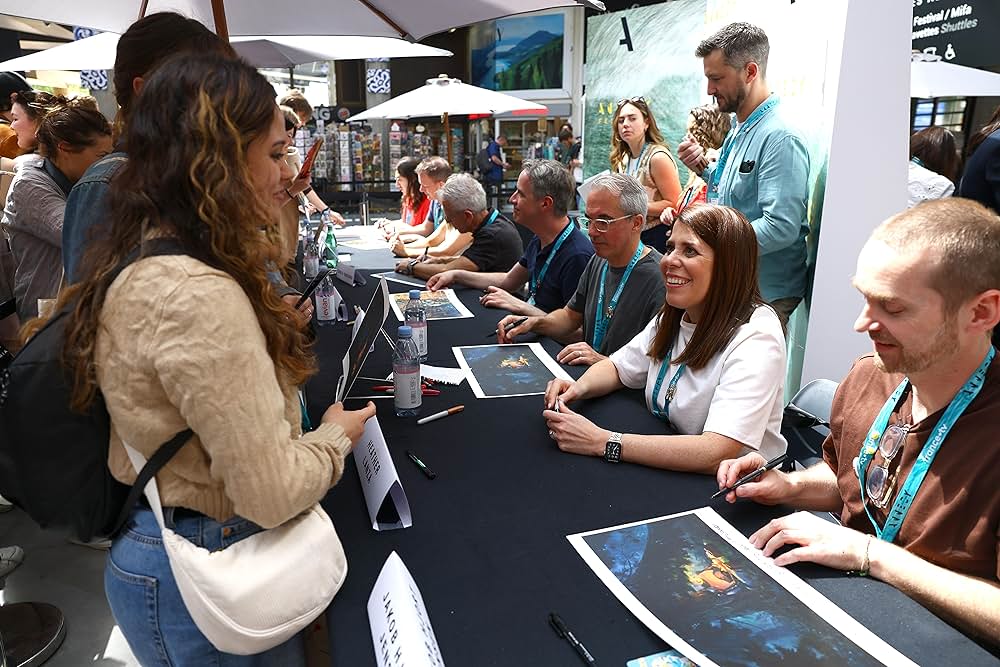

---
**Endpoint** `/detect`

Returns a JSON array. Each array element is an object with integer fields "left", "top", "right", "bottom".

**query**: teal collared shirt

[{"left": 703, "top": 96, "right": 810, "bottom": 302}]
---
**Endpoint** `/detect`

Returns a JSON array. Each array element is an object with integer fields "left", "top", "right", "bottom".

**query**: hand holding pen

[
  {"left": 714, "top": 452, "right": 792, "bottom": 504},
  {"left": 493, "top": 315, "right": 532, "bottom": 342}
]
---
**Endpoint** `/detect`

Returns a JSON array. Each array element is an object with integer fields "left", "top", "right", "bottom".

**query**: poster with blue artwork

[
  {"left": 568, "top": 507, "right": 916, "bottom": 667},
  {"left": 469, "top": 12, "right": 565, "bottom": 92},
  {"left": 453, "top": 342, "right": 571, "bottom": 399}
]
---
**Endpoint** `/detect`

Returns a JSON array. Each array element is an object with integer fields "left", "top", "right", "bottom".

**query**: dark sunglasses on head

[{"left": 616, "top": 96, "right": 648, "bottom": 110}]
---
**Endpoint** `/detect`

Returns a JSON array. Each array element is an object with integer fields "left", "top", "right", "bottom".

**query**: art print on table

[
  {"left": 568, "top": 507, "right": 915, "bottom": 667},
  {"left": 453, "top": 342, "right": 571, "bottom": 399},
  {"left": 389, "top": 289, "right": 473, "bottom": 321}
]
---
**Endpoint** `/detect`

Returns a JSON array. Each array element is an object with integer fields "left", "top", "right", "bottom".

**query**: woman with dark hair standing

[
  {"left": 543, "top": 204, "right": 787, "bottom": 474},
  {"left": 1, "top": 96, "right": 112, "bottom": 321},
  {"left": 609, "top": 97, "right": 681, "bottom": 252},
  {"left": 56, "top": 53, "right": 374, "bottom": 665},
  {"left": 958, "top": 105, "right": 1000, "bottom": 214},
  {"left": 907, "top": 126, "right": 959, "bottom": 208}
]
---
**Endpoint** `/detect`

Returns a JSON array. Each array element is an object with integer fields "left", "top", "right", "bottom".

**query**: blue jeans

[{"left": 105, "top": 507, "right": 307, "bottom": 667}]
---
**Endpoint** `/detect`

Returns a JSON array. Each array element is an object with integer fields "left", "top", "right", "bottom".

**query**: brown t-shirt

[{"left": 823, "top": 354, "right": 1000, "bottom": 581}]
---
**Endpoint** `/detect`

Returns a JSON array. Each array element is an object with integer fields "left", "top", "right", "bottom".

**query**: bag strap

[{"left": 115, "top": 429, "right": 193, "bottom": 533}]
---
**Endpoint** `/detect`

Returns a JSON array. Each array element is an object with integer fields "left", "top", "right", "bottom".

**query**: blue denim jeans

[{"left": 105, "top": 507, "right": 307, "bottom": 667}]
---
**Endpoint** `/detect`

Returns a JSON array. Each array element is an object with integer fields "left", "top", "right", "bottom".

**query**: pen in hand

[
  {"left": 712, "top": 453, "right": 788, "bottom": 499},
  {"left": 488, "top": 316, "right": 529, "bottom": 339}
]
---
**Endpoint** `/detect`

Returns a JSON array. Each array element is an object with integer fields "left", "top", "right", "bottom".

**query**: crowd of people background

[{"left": 0, "top": 12, "right": 997, "bottom": 666}]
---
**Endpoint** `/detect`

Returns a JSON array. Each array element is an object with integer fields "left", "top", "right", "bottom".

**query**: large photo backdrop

[{"left": 583, "top": 0, "right": 707, "bottom": 183}]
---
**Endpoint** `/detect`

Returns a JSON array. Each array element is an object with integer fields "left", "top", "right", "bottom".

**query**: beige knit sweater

[{"left": 96, "top": 255, "right": 352, "bottom": 528}]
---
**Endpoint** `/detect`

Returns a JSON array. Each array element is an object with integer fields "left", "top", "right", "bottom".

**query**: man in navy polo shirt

[{"left": 426, "top": 160, "right": 593, "bottom": 315}]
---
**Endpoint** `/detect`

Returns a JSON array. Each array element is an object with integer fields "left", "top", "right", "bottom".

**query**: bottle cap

[
  {"left": 398, "top": 325, "right": 413, "bottom": 338},
  {"left": 408, "top": 289, "right": 421, "bottom": 299}
]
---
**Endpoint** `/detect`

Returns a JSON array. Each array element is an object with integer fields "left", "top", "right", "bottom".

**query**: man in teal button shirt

[{"left": 677, "top": 22, "right": 810, "bottom": 331}]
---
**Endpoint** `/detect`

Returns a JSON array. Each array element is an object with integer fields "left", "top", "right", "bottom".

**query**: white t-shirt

[
  {"left": 609, "top": 305, "right": 787, "bottom": 459},
  {"left": 907, "top": 160, "right": 954, "bottom": 209}
]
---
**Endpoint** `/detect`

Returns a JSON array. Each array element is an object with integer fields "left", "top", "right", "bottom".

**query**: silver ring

[{"left": 548, "top": 430, "right": 555, "bottom": 438}]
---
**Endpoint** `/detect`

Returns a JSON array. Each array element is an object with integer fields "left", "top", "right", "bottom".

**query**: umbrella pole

[
  {"left": 211, "top": 0, "right": 230, "bottom": 42},
  {"left": 444, "top": 112, "right": 452, "bottom": 166}
]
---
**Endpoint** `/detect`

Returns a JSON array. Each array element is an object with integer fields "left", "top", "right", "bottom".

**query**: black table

[{"left": 312, "top": 267, "right": 999, "bottom": 666}]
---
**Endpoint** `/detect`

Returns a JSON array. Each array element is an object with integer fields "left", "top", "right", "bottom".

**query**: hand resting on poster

[
  {"left": 322, "top": 401, "right": 377, "bottom": 444},
  {"left": 718, "top": 452, "right": 1000, "bottom": 644},
  {"left": 496, "top": 311, "right": 584, "bottom": 352}
]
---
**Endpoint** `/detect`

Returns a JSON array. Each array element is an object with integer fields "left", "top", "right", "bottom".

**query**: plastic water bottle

[
  {"left": 404, "top": 289, "right": 428, "bottom": 362},
  {"left": 315, "top": 276, "right": 338, "bottom": 327},
  {"left": 303, "top": 239, "right": 320, "bottom": 279},
  {"left": 393, "top": 326, "right": 422, "bottom": 417},
  {"left": 320, "top": 211, "right": 339, "bottom": 272}
]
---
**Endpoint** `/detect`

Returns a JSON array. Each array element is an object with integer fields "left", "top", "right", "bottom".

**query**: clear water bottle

[
  {"left": 320, "top": 211, "right": 339, "bottom": 272},
  {"left": 404, "top": 289, "right": 428, "bottom": 362},
  {"left": 315, "top": 276, "right": 338, "bottom": 327},
  {"left": 303, "top": 239, "right": 320, "bottom": 279},
  {"left": 393, "top": 325, "right": 422, "bottom": 417}
]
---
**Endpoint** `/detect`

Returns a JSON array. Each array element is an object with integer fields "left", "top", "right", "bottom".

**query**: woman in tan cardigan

[{"left": 57, "top": 53, "right": 375, "bottom": 665}]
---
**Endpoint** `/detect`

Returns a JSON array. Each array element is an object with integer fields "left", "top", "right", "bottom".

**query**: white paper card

[
  {"left": 372, "top": 271, "right": 426, "bottom": 288},
  {"left": 368, "top": 552, "right": 445, "bottom": 667},
  {"left": 576, "top": 169, "right": 610, "bottom": 208},
  {"left": 354, "top": 417, "right": 412, "bottom": 531},
  {"left": 336, "top": 261, "right": 357, "bottom": 286},
  {"left": 385, "top": 364, "right": 466, "bottom": 387}
]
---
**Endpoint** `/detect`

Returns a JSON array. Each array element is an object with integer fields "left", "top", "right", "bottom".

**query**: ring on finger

[{"left": 548, "top": 430, "right": 555, "bottom": 438}]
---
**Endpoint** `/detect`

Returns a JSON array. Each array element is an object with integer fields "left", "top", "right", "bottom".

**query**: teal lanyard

[
  {"left": 432, "top": 201, "right": 444, "bottom": 229},
  {"left": 856, "top": 346, "right": 994, "bottom": 543},
  {"left": 650, "top": 340, "right": 686, "bottom": 424},
  {"left": 299, "top": 390, "right": 312, "bottom": 432},
  {"left": 484, "top": 209, "right": 499, "bottom": 226},
  {"left": 528, "top": 223, "right": 574, "bottom": 306},
  {"left": 708, "top": 96, "right": 779, "bottom": 199},
  {"left": 624, "top": 143, "right": 647, "bottom": 178},
  {"left": 592, "top": 243, "right": 644, "bottom": 351},
  {"left": 910, "top": 156, "right": 925, "bottom": 168}
]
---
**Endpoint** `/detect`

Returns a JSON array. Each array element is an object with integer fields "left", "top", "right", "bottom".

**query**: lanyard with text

[
  {"left": 650, "top": 340, "right": 686, "bottom": 424},
  {"left": 592, "top": 242, "right": 644, "bottom": 351},
  {"left": 528, "top": 223, "right": 574, "bottom": 306},
  {"left": 625, "top": 143, "right": 648, "bottom": 178},
  {"left": 856, "top": 346, "right": 995, "bottom": 543},
  {"left": 707, "top": 96, "right": 780, "bottom": 204}
]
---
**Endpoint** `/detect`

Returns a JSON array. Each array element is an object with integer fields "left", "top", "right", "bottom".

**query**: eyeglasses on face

[{"left": 578, "top": 214, "right": 632, "bottom": 233}]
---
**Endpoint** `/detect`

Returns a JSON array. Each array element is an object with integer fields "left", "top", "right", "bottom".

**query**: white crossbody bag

[{"left": 124, "top": 442, "right": 347, "bottom": 655}]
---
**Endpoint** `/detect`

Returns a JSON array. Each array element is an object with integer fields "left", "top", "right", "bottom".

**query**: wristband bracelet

[
  {"left": 285, "top": 188, "right": 295, "bottom": 200},
  {"left": 852, "top": 534, "right": 873, "bottom": 577}
]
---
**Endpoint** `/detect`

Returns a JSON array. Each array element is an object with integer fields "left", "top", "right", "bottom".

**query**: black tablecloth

[{"left": 311, "top": 265, "right": 999, "bottom": 666}]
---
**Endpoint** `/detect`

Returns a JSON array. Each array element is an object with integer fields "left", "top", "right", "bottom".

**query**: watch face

[{"left": 605, "top": 441, "right": 622, "bottom": 463}]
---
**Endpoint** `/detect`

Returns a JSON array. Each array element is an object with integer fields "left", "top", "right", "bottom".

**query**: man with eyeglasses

[
  {"left": 717, "top": 199, "right": 1000, "bottom": 645},
  {"left": 497, "top": 173, "right": 664, "bottom": 366},
  {"left": 426, "top": 159, "right": 593, "bottom": 316},
  {"left": 675, "top": 22, "right": 809, "bottom": 332}
]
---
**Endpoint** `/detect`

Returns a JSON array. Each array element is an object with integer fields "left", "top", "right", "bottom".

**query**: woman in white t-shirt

[{"left": 543, "top": 203, "right": 787, "bottom": 473}]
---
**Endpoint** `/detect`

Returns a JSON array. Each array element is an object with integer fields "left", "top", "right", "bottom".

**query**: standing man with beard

[
  {"left": 676, "top": 22, "right": 809, "bottom": 331},
  {"left": 717, "top": 199, "right": 1000, "bottom": 646}
]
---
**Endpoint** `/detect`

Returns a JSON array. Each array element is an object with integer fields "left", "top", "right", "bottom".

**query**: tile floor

[{"left": 0, "top": 508, "right": 138, "bottom": 666}]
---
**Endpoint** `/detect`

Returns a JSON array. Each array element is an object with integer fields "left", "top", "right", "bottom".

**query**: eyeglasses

[
  {"left": 865, "top": 422, "right": 910, "bottom": 509},
  {"left": 578, "top": 214, "right": 632, "bottom": 233},
  {"left": 616, "top": 96, "right": 648, "bottom": 110}
]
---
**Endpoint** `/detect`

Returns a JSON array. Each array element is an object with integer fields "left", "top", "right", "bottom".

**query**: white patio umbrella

[
  {"left": 0, "top": 31, "right": 452, "bottom": 71},
  {"left": 347, "top": 75, "right": 547, "bottom": 164},
  {"left": 911, "top": 60, "right": 1000, "bottom": 98},
  {"left": 0, "top": 0, "right": 605, "bottom": 42}
]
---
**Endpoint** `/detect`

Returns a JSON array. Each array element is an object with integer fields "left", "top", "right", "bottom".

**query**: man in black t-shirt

[{"left": 397, "top": 174, "right": 523, "bottom": 280}]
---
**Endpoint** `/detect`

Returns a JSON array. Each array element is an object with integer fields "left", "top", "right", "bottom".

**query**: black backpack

[
  {"left": 0, "top": 242, "right": 192, "bottom": 541},
  {"left": 476, "top": 146, "right": 492, "bottom": 176}
]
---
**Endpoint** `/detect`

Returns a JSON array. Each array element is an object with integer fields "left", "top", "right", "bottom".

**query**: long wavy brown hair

[
  {"left": 648, "top": 204, "right": 766, "bottom": 369},
  {"left": 609, "top": 97, "right": 669, "bottom": 173},
  {"left": 58, "top": 53, "right": 314, "bottom": 411}
]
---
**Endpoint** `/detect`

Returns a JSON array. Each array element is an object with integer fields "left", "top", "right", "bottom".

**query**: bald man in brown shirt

[{"left": 717, "top": 198, "right": 1000, "bottom": 645}]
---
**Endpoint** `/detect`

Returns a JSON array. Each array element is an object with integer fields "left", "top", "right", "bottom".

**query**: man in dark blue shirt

[
  {"left": 484, "top": 135, "right": 508, "bottom": 186},
  {"left": 426, "top": 160, "right": 593, "bottom": 315}
]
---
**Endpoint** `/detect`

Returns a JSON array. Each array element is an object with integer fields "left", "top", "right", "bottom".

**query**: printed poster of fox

[{"left": 582, "top": 512, "right": 885, "bottom": 667}]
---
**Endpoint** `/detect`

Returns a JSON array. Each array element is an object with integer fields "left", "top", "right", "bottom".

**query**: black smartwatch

[{"left": 604, "top": 432, "right": 623, "bottom": 464}]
